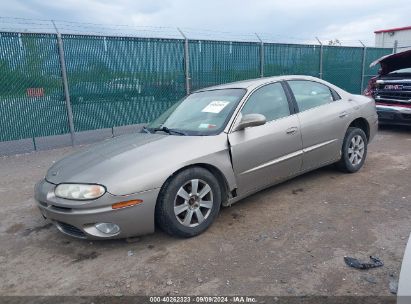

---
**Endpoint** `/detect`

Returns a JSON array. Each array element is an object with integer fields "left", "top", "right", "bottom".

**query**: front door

[{"left": 228, "top": 82, "right": 303, "bottom": 196}]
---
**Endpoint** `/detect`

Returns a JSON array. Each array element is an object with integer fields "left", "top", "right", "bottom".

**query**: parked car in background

[
  {"left": 70, "top": 78, "right": 142, "bottom": 103},
  {"left": 108, "top": 77, "right": 141, "bottom": 93},
  {"left": 365, "top": 49, "right": 411, "bottom": 126},
  {"left": 35, "top": 76, "right": 378, "bottom": 240}
]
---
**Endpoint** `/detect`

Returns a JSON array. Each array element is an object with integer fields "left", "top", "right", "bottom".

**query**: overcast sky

[{"left": 1, "top": 0, "right": 410, "bottom": 45}]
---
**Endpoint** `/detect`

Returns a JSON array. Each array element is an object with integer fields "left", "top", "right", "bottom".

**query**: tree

[{"left": 328, "top": 39, "right": 341, "bottom": 46}]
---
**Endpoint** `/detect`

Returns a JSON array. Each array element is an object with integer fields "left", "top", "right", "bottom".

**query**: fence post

[
  {"left": 177, "top": 28, "right": 191, "bottom": 95},
  {"left": 316, "top": 37, "right": 323, "bottom": 79},
  {"left": 359, "top": 40, "right": 367, "bottom": 94},
  {"left": 52, "top": 20, "right": 75, "bottom": 146},
  {"left": 255, "top": 33, "right": 264, "bottom": 78},
  {"left": 393, "top": 40, "right": 398, "bottom": 54}
]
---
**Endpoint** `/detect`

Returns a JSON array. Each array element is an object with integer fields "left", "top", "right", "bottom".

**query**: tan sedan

[{"left": 35, "top": 76, "right": 378, "bottom": 239}]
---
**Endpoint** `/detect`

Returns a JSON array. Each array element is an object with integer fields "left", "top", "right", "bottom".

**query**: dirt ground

[{"left": 0, "top": 126, "right": 410, "bottom": 297}]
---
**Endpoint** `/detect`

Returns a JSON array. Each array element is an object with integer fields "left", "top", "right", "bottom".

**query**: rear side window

[
  {"left": 241, "top": 82, "right": 290, "bottom": 122},
  {"left": 288, "top": 80, "right": 334, "bottom": 112}
]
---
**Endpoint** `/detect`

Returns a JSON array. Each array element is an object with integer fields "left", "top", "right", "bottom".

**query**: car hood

[
  {"left": 370, "top": 49, "right": 411, "bottom": 75},
  {"left": 45, "top": 132, "right": 230, "bottom": 195}
]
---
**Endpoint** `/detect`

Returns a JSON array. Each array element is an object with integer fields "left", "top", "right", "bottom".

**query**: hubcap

[
  {"left": 174, "top": 179, "right": 213, "bottom": 227},
  {"left": 348, "top": 135, "right": 365, "bottom": 166}
]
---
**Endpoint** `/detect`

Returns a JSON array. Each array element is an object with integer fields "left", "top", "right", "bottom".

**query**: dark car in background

[{"left": 364, "top": 49, "right": 411, "bottom": 126}]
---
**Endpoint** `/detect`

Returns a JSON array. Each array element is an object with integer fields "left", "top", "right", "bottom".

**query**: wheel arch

[
  {"left": 348, "top": 117, "right": 370, "bottom": 141},
  {"left": 157, "top": 163, "right": 232, "bottom": 207}
]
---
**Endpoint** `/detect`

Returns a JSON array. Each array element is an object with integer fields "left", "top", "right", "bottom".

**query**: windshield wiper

[
  {"left": 142, "top": 126, "right": 151, "bottom": 134},
  {"left": 153, "top": 126, "right": 187, "bottom": 136}
]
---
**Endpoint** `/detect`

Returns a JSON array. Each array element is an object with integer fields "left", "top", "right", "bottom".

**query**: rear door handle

[
  {"left": 286, "top": 127, "right": 298, "bottom": 135},
  {"left": 339, "top": 111, "right": 348, "bottom": 118}
]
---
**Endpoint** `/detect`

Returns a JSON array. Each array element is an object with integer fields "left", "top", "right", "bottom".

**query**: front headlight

[{"left": 55, "top": 184, "right": 106, "bottom": 200}]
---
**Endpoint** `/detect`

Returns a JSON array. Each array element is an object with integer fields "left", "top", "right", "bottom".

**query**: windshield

[{"left": 147, "top": 88, "right": 246, "bottom": 135}]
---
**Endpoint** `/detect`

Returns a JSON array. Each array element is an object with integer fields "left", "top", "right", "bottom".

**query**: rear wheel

[
  {"left": 336, "top": 127, "right": 368, "bottom": 173},
  {"left": 156, "top": 167, "right": 221, "bottom": 237}
]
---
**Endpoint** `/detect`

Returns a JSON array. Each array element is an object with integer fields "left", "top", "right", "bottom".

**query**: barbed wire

[{"left": 0, "top": 15, "right": 397, "bottom": 47}]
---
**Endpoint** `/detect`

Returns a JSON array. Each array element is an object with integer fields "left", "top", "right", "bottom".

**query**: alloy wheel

[
  {"left": 348, "top": 135, "right": 365, "bottom": 166},
  {"left": 174, "top": 179, "right": 214, "bottom": 227}
]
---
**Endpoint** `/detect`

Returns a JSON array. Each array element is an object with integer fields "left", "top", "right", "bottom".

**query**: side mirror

[{"left": 233, "top": 114, "right": 266, "bottom": 131}]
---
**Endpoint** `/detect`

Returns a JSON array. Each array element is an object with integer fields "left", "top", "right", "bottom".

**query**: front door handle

[
  {"left": 286, "top": 127, "right": 298, "bottom": 135},
  {"left": 339, "top": 111, "right": 348, "bottom": 118}
]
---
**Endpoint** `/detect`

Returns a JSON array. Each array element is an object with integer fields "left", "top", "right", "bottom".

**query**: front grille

[
  {"left": 376, "top": 90, "right": 411, "bottom": 101},
  {"left": 56, "top": 222, "right": 86, "bottom": 238},
  {"left": 376, "top": 81, "right": 411, "bottom": 104}
]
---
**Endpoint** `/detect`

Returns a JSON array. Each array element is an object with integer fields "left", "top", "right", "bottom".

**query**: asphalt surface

[{"left": 0, "top": 126, "right": 410, "bottom": 297}]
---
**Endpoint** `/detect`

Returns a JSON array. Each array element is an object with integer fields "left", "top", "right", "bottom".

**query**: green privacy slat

[
  {"left": 322, "top": 46, "right": 363, "bottom": 94},
  {"left": 189, "top": 40, "right": 260, "bottom": 91},
  {"left": 264, "top": 43, "right": 321, "bottom": 77},
  {"left": 0, "top": 32, "right": 68, "bottom": 141},
  {"left": 0, "top": 32, "right": 393, "bottom": 142},
  {"left": 61, "top": 35, "right": 186, "bottom": 131},
  {"left": 362, "top": 47, "right": 393, "bottom": 90}
]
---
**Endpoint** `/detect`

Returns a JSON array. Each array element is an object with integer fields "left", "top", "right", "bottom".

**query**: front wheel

[
  {"left": 155, "top": 167, "right": 221, "bottom": 237},
  {"left": 336, "top": 127, "right": 368, "bottom": 173}
]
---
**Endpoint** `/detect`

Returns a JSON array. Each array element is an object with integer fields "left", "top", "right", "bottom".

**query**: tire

[
  {"left": 155, "top": 167, "right": 221, "bottom": 238},
  {"left": 336, "top": 127, "right": 368, "bottom": 173}
]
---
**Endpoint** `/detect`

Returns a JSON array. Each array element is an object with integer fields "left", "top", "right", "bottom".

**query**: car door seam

[{"left": 226, "top": 136, "right": 235, "bottom": 171}]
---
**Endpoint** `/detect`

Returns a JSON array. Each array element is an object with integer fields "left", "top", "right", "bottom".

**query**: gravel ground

[{"left": 0, "top": 126, "right": 410, "bottom": 297}]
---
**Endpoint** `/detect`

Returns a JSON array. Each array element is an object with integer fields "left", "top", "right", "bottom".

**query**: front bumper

[
  {"left": 34, "top": 179, "right": 160, "bottom": 239},
  {"left": 376, "top": 104, "right": 411, "bottom": 126}
]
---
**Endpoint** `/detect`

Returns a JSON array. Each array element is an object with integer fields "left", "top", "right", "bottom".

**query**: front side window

[
  {"left": 288, "top": 80, "right": 334, "bottom": 112},
  {"left": 147, "top": 88, "right": 246, "bottom": 135},
  {"left": 241, "top": 82, "right": 290, "bottom": 122}
]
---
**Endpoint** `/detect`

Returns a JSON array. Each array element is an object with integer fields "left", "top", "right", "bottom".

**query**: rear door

[
  {"left": 286, "top": 80, "right": 352, "bottom": 171},
  {"left": 228, "top": 82, "right": 303, "bottom": 196}
]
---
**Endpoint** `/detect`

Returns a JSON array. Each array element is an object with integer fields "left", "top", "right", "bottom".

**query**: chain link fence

[
  {"left": 62, "top": 35, "right": 186, "bottom": 132},
  {"left": 189, "top": 40, "right": 261, "bottom": 91},
  {"left": 264, "top": 43, "right": 321, "bottom": 77},
  {"left": 0, "top": 32, "right": 69, "bottom": 142},
  {"left": 0, "top": 30, "right": 392, "bottom": 154}
]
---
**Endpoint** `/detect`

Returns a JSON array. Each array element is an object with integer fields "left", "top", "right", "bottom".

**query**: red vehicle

[{"left": 364, "top": 49, "right": 411, "bottom": 126}]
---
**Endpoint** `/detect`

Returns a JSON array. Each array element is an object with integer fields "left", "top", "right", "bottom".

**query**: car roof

[{"left": 194, "top": 75, "right": 322, "bottom": 92}]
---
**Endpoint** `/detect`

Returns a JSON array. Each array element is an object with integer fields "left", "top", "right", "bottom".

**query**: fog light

[{"left": 95, "top": 223, "right": 120, "bottom": 235}]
